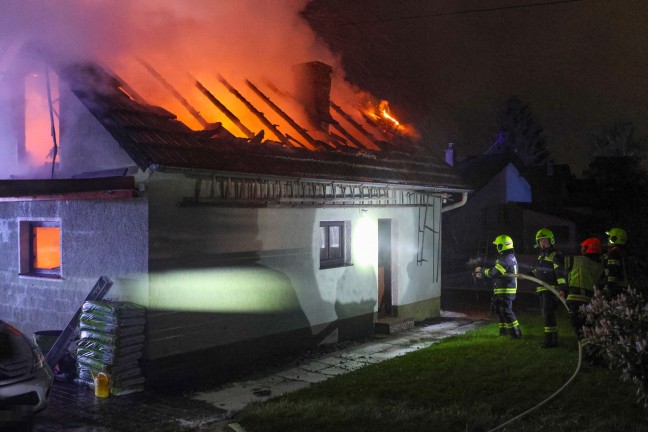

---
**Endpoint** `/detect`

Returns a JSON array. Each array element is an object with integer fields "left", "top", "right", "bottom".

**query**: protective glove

[{"left": 474, "top": 267, "right": 483, "bottom": 279}]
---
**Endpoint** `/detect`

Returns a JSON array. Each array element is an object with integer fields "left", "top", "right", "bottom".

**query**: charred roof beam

[
  {"left": 137, "top": 58, "right": 210, "bottom": 130},
  {"left": 217, "top": 75, "right": 295, "bottom": 148},
  {"left": 246, "top": 79, "right": 322, "bottom": 151},
  {"left": 330, "top": 101, "right": 380, "bottom": 150},
  {"left": 195, "top": 79, "right": 254, "bottom": 138}
]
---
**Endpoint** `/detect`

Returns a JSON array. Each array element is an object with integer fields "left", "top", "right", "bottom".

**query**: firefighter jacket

[
  {"left": 565, "top": 254, "right": 604, "bottom": 303},
  {"left": 532, "top": 246, "right": 566, "bottom": 294},
  {"left": 483, "top": 250, "right": 518, "bottom": 295},
  {"left": 604, "top": 245, "right": 629, "bottom": 294}
]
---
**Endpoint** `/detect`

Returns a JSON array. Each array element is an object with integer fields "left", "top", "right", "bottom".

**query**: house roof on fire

[{"left": 60, "top": 62, "right": 470, "bottom": 193}]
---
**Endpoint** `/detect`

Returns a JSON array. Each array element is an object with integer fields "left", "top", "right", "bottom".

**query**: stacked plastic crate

[{"left": 75, "top": 300, "right": 146, "bottom": 395}]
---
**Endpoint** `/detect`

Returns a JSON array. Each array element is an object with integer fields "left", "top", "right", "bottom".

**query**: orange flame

[{"left": 361, "top": 98, "right": 409, "bottom": 139}]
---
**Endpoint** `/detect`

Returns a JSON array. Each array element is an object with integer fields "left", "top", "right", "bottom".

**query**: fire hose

[{"left": 484, "top": 273, "right": 582, "bottom": 432}]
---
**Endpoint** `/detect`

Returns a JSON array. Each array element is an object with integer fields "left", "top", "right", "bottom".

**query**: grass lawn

[{"left": 237, "top": 310, "right": 648, "bottom": 432}]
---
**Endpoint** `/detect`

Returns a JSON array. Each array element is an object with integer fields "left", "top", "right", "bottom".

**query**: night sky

[{"left": 305, "top": 0, "right": 648, "bottom": 176}]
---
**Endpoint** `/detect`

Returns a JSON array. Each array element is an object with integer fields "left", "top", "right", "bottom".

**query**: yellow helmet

[
  {"left": 535, "top": 228, "right": 555, "bottom": 246},
  {"left": 606, "top": 228, "right": 627, "bottom": 245},
  {"left": 493, "top": 235, "right": 514, "bottom": 252}
]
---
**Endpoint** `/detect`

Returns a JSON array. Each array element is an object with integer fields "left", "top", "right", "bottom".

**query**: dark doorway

[{"left": 378, "top": 219, "right": 392, "bottom": 317}]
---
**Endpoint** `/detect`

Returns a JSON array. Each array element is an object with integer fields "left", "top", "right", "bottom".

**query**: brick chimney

[{"left": 292, "top": 61, "right": 333, "bottom": 132}]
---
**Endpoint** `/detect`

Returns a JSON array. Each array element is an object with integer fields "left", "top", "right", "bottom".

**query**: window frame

[
  {"left": 19, "top": 220, "right": 62, "bottom": 278},
  {"left": 319, "top": 221, "right": 349, "bottom": 269}
]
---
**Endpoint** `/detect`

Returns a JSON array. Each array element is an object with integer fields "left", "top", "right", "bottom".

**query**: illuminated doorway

[{"left": 378, "top": 219, "right": 392, "bottom": 317}]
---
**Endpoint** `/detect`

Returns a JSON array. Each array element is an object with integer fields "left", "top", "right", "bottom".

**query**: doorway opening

[{"left": 378, "top": 219, "right": 392, "bottom": 317}]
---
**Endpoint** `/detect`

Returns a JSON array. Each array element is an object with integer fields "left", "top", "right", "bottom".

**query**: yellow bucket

[{"left": 93, "top": 372, "right": 110, "bottom": 398}]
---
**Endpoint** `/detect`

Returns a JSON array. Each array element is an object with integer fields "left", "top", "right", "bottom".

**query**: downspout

[{"left": 441, "top": 192, "right": 469, "bottom": 213}]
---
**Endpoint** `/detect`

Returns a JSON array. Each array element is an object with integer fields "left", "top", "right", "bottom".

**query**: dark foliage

[
  {"left": 496, "top": 96, "right": 550, "bottom": 166},
  {"left": 583, "top": 288, "right": 648, "bottom": 411}
]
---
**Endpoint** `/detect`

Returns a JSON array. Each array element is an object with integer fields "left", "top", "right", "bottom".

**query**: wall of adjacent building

[{"left": 0, "top": 198, "right": 149, "bottom": 337}]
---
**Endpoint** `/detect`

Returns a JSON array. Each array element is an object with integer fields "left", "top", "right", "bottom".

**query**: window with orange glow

[
  {"left": 32, "top": 226, "right": 61, "bottom": 271},
  {"left": 19, "top": 221, "right": 61, "bottom": 277},
  {"left": 24, "top": 70, "right": 60, "bottom": 166}
]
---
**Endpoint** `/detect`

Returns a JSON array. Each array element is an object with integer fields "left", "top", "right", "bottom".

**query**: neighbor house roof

[
  {"left": 454, "top": 153, "right": 527, "bottom": 191},
  {"left": 61, "top": 63, "right": 470, "bottom": 193}
]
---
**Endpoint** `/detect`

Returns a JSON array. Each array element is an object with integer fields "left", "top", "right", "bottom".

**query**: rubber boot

[
  {"left": 542, "top": 332, "right": 557, "bottom": 348},
  {"left": 499, "top": 327, "right": 508, "bottom": 336},
  {"left": 510, "top": 326, "right": 522, "bottom": 339}
]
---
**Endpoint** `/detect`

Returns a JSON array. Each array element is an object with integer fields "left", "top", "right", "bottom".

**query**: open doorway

[{"left": 378, "top": 219, "right": 392, "bottom": 317}]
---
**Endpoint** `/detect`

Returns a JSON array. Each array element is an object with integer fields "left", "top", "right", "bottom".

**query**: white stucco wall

[{"left": 144, "top": 172, "right": 442, "bottom": 359}]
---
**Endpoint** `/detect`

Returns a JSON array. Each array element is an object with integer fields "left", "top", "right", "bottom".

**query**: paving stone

[
  {"left": 298, "top": 360, "right": 330, "bottom": 372},
  {"left": 318, "top": 366, "right": 350, "bottom": 376},
  {"left": 314, "top": 355, "right": 345, "bottom": 366},
  {"left": 277, "top": 368, "right": 330, "bottom": 384}
]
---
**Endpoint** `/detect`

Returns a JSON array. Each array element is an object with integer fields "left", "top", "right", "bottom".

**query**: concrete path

[{"left": 192, "top": 312, "right": 490, "bottom": 415}]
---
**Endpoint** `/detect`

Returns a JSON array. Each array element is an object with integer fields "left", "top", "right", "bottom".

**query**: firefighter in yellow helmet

[
  {"left": 474, "top": 235, "right": 522, "bottom": 339},
  {"left": 531, "top": 228, "right": 566, "bottom": 348},
  {"left": 603, "top": 227, "right": 629, "bottom": 299}
]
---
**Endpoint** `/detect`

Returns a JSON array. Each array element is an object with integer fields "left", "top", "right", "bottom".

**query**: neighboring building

[
  {"left": 0, "top": 45, "right": 470, "bottom": 387},
  {"left": 442, "top": 147, "right": 576, "bottom": 287}
]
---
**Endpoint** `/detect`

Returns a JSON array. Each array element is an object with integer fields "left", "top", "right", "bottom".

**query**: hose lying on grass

[{"left": 486, "top": 273, "right": 583, "bottom": 432}]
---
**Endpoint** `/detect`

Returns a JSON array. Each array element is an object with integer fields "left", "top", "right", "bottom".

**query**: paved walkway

[{"left": 33, "top": 311, "right": 491, "bottom": 432}]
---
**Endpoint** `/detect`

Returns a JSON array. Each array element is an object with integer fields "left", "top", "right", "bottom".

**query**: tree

[
  {"left": 491, "top": 96, "right": 550, "bottom": 166},
  {"left": 589, "top": 121, "right": 647, "bottom": 159}
]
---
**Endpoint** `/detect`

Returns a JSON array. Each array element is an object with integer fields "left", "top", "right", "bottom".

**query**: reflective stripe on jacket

[
  {"left": 532, "top": 248, "right": 566, "bottom": 293},
  {"left": 484, "top": 251, "right": 518, "bottom": 295}
]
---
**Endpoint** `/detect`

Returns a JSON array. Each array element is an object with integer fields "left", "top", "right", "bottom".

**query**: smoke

[
  {"left": 1, "top": 1, "right": 336, "bottom": 70},
  {"left": 1, "top": 1, "right": 363, "bottom": 129}
]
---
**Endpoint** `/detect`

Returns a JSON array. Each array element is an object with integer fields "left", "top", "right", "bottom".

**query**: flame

[
  {"left": 361, "top": 98, "right": 408, "bottom": 139},
  {"left": 379, "top": 100, "right": 400, "bottom": 127}
]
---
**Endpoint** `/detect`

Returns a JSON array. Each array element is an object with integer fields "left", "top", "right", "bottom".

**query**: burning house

[{"left": 0, "top": 41, "right": 470, "bottom": 387}]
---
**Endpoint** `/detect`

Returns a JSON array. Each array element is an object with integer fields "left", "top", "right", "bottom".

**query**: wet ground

[
  {"left": 34, "top": 380, "right": 230, "bottom": 432},
  {"left": 32, "top": 289, "right": 527, "bottom": 431}
]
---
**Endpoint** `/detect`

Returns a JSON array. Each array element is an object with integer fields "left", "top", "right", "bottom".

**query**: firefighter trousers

[
  {"left": 538, "top": 291, "right": 558, "bottom": 346},
  {"left": 493, "top": 294, "right": 521, "bottom": 338}
]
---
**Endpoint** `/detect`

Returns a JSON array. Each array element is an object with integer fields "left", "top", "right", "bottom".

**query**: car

[{"left": 0, "top": 320, "right": 54, "bottom": 429}]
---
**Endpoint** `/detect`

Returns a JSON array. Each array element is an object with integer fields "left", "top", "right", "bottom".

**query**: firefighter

[
  {"left": 563, "top": 237, "right": 604, "bottom": 341},
  {"left": 474, "top": 235, "right": 522, "bottom": 339},
  {"left": 603, "top": 227, "right": 629, "bottom": 299},
  {"left": 531, "top": 228, "right": 566, "bottom": 348}
]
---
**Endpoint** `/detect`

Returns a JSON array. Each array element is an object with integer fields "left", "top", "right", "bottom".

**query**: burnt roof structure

[{"left": 60, "top": 62, "right": 470, "bottom": 195}]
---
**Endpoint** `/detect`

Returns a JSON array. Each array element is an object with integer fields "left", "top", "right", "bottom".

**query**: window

[
  {"left": 20, "top": 221, "right": 61, "bottom": 277},
  {"left": 320, "top": 221, "right": 349, "bottom": 269}
]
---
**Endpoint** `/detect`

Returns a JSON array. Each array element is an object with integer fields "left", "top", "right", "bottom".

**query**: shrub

[{"left": 583, "top": 288, "right": 648, "bottom": 411}]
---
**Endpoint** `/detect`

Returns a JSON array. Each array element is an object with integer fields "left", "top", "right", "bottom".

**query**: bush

[{"left": 583, "top": 288, "right": 648, "bottom": 411}]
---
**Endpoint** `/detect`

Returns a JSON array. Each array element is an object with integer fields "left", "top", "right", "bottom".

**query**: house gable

[{"left": 503, "top": 163, "right": 531, "bottom": 203}]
